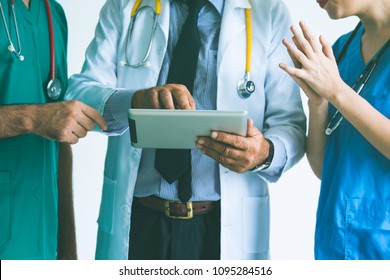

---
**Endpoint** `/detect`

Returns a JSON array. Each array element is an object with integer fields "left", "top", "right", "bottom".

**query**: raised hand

[{"left": 279, "top": 21, "right": 345, "bottom": 106}]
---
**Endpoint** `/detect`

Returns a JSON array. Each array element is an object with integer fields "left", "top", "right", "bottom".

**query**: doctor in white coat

[{"left": 67, "top": 0, "right": 306, "bottom": 260}]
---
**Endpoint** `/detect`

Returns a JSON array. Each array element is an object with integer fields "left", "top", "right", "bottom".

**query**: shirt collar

[
  {"left": 210, "top": 0, "right": 224, "bottom": 16},
  {"left": 170, "top": 0, "right": 225, "bottom": 16}
]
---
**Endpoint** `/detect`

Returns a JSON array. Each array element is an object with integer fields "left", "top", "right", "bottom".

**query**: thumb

[
  {"left": 246, "top": 118, "right": 262, "bottom": 137},
  {"left": 320, "top": 35, "right": 336, "bottom": 62}
]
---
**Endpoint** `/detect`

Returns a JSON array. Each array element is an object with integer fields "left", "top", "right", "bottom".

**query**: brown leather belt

[{"left": 136, "top": 196, "right": 217, "bottom": 219}]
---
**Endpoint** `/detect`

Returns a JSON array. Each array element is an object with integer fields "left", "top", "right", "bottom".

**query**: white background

[{"left": 57, "top": 0, "right": 358, "bottom": 260}]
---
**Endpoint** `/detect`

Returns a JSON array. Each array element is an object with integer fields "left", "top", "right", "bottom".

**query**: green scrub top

[{"left": 0, "top": 0, "right": 67, "bottom": 259}]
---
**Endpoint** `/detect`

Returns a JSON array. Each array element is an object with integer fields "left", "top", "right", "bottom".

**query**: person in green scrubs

[{"left": 0, "top": 0, "right": 106, "bottom": 260}]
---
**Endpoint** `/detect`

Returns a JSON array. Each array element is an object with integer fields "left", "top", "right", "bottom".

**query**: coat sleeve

[
  {"left": 261, "top": 0, "right": 307, "bottom": 178},
  {"left": 66, "top": 0, "right": 130, "bottom": 135}
]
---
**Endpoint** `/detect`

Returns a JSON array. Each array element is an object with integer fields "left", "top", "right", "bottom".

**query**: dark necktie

[{"left": 154, "top": 0, "right": 206, "bottom": 203}]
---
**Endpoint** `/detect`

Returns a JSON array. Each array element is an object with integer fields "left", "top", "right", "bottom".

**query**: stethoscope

[
  {"left": 0, "top": 0, "right": 62, "bottom": 100},
  {"left": 325, "top": 22, "right": 390, "bottom": 135},
  {"left": 122, "top": 0, "right": 161, "bottom": 68},
  {"left": 121, "top": 0, "right": 256, "bottom": 99},
  {"left": 236, "top": 8, "right": 255, "bottom": 98}
]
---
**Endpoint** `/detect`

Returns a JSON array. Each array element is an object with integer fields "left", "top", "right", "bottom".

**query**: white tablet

[{"left": 128, "top": 109, "right": 248, "bottom": 149}]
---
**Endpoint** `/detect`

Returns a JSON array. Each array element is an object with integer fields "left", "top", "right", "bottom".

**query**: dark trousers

[{"left": 128, "top": 198, "right": 221, "bottom": 260}]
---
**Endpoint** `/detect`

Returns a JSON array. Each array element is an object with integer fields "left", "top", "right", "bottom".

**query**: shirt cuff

[
  {"left": 255, "top": 136, "right": 287, "bottom": 182},
  {"left": 103, "top": 90, "right": 133, "bottom": 133}
]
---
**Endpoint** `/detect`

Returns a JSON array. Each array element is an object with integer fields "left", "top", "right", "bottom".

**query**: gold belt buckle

[{"left": 164, "top": 201, "right": 193, "bottom": 219}]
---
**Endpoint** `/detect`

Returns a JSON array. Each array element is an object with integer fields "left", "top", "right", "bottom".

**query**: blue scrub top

[
  {"left": 315, "top": 27, "right": 390, "bottom": 260},
  {"left": 0, "top": 0, "right": 67, "bottom": 259}
]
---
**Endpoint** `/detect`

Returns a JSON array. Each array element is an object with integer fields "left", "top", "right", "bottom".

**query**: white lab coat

[{"left": 67, "top": 0, "right": 306, "bottom": 260}]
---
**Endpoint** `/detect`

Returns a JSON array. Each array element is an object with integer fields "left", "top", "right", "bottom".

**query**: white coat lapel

[
  {"left": 159, "top": 0, "right": 170, "bottom": 42},
  {"left": 218, "top": 0, "right": 251, "bottom": 68}
]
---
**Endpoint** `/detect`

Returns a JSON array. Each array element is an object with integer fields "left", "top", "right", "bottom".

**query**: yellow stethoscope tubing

[
  {"left": 237, "top": 7, "right": 255, "bottom": 98},
  {"left": 124, "top": 0, "right": 161, "bottom": 68},
  {"left": 131, "top": 0, "right": 161, "bottom": 16},
  {"left": 245, "top": 8, "right": 252, "bottom": 74}
]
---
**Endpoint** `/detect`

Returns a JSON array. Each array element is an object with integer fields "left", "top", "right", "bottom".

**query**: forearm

[
  {"left": 57, "top": 143, "right": 77, "bottom": 260},
  {"left": 332, "top": 85, "right": 390, "bottom": 159},
  {"left": 0, "top": 104, "right": 38, "bottom": 139},
  {"left": 306, "top": 100, "right": 328, "bottom": 179}
]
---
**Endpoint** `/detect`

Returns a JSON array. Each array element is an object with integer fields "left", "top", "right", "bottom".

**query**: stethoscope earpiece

[
  {"left": 8, "top": 44, "right": 24, "bottom": 61},
  {"left": 7, "top": 44, "right": 14, "bottom": 52}
]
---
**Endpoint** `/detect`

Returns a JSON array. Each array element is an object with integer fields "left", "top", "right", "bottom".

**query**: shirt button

[{"left": 121, "top": 205, "right": 131, "bottom": 214}]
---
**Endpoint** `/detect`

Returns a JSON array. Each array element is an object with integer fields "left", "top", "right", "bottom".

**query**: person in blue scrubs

[
  {"left": 280, "top": 0, "right": 390, "bottom": 259},
  {"left": 0, "top": 0, "right": 106, "bottom": 259}
]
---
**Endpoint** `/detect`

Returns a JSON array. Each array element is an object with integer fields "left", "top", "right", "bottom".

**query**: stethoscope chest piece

[
  {"left": 237, "top": 75, "right": 255, "bottom": 99},
  {"left": 325, "top": 128, "right": 333, "bottom": 136},
  {"left": 47, "top": 78, "right": 62, "bottom": 100}
]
